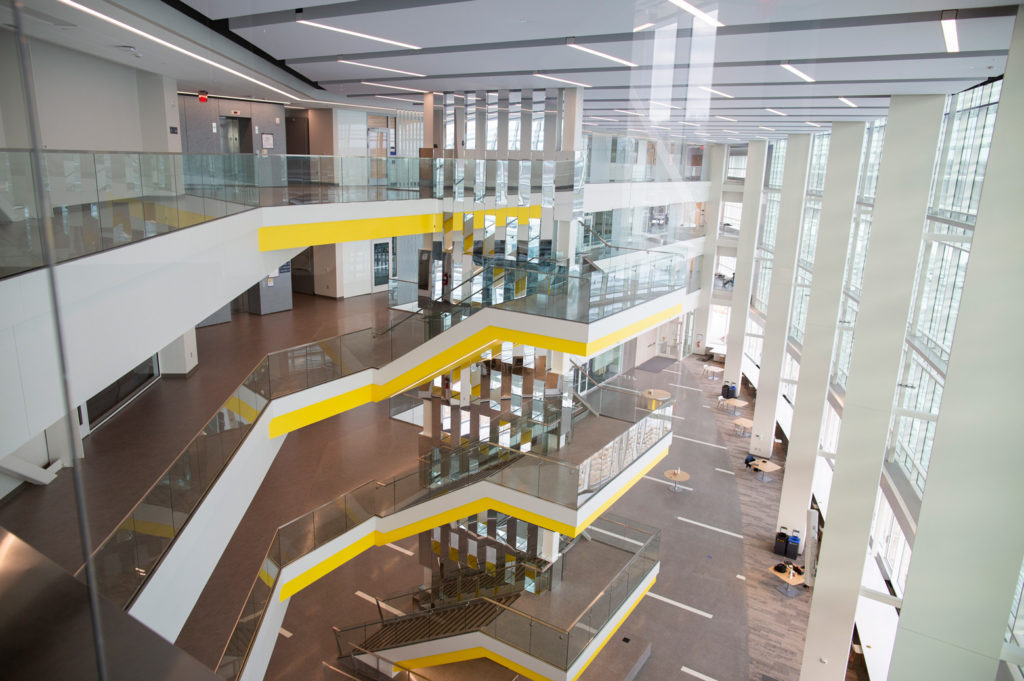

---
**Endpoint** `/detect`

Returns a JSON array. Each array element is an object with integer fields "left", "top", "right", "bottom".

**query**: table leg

[{"left": 776, "top": 583, "right": 802, "bottom": 597}]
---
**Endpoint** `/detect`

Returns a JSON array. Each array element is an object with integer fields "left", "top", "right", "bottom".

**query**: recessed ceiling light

[
  {"left": 535, "top": 73, "right": 592, "bottom": 88},
  {"left": 940, "top": 10, "right": 960, "bottom": 53},
  {"left": 722, "top": 129, "right": 738, "bottom": 133},
  {"left": 337, "top": 59, "right": 426, "bottom": 77},
  {"left": 56, "top": 0, "right": 299, "bottom": 100},
  {"left": 699, "top": 86, "right": 734, "bottom": 99},
  {"left": 297, "top": 19, "right": 421, "bottom": 50},
  {"left": 588, "top": 115, "right": 618, "bottom": 122},
  {"left": 361, "top": 81, "right": 428, "bottom": 94},
  {"left": 780, "top": 63, "right": 816, "bottom": 83},
  {"left": 680, "top": 121, "right": 700, "bottom": 127},
  {"left": 805, "top": 121, "right": 822, "bottom": 127},
  {"left": 715, "top": 115, "right": 738, "bottom": 122},
  {"left": 633, "top": 22, "right": 655, "bottom": 32},
  {"left": 614, "top": 109, "right": 645, "bottom": 116},
  {"left": 375, "top": 95, "right": 422, "bottom": 104},
  {"left": 765, "top": 108, "right": 787, "bottom": 116},
  {"left": 838, "top": 96, "right": 858, "bottom": 108},
  {"left": 666, "top": 0, "right": 725, "bottom": 28},
  {"left": 758, "top": 126, "right": 775, "bottom": 131},
  {"left": 567, "top": 41, "right": 638, "bottom": 67}
]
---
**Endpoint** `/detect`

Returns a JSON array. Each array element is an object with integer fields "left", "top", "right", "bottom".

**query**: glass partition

[
  {"left": 214, "top": 404, "right": 670, "bottom": 680},
  {"left": 330, "top": 514, "right": 659, "bottom": 673}
]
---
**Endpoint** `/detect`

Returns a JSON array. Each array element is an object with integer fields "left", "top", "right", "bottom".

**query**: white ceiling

[{"left": 6, "top": 0, "right": 1018, "bottom": 143}]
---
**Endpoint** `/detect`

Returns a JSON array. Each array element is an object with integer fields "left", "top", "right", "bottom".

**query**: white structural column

[
  {"left": 799, "top": 96, "right": 946, "bottom": 681},
  {"left": 723, "top": 140, "right": 767, "bottom": 386},
  {"left": 748, "top": 134, "right": 812, "bottom": 457},
  {"left": 889, "top": 11, "right": 1024, "bottom": 679},
  {"left": 776, "top": 122, "right": 865, "bottom": 539},
  {"left": 694, "top": 144, "right": 726, "bottom": 352}
]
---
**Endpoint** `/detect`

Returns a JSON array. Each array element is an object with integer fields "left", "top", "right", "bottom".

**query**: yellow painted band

[
  {"left": 258, "top": 567, "right": 275, "bottom": 588},
  {"left": 570, "top": 578, "right": 655, "bottom": 681},
  {"left": 258, "top": 213, "right": 440, "bottom": 251},
  {"left": 126, "top": 518, "right": 175, "bottom": 539},
  {"left": 258, "top": 205, "right": 546, "bottom": 251},
  {"left": 224, "top": 394, "right": 260, "bottom": 423},
  {"left": 574, "top": 446, "right": 669, "bottom": 534},
  {"left": 267, "top": 303, "right": 680, "bottom": 439},
  {"left": 394, "top": 647, "right": 551, "bottom": 681}
]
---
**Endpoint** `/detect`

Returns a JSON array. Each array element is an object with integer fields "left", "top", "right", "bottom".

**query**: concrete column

[
  {"left": 776, "top": 122, "right": 865, "bottom": 540},
  {"left": 157, "top": 327, "right": 198, "bottom": 376},
  {"left": 544, "top": 89, "right": 559, "bottom": 152},
  {"left": 520, "top": 90, "right": 533, "bottom": 152},
  {"left": 723, "top": 140, "right": 767, "bottom": 386},
  {"left": 749, "top": 134, "right": 812, "bottom": 456},
  {"left": 799, "top": 95, "right": 946, "bottom": 681},
  {"left": 693, "top": 144, "right": 726, "bottom": 352},
  {"left": 497, "top": 90, "right": 509, "bottom": 153},
  {"left": 475, "top": 91, "right": 487, "bottom": 153},
  {"left": 561, "top": 87, "right": 584, "bottom": 153},
  {"left": 421, "top": 92, "right": 443, "bottom": 153},
  {"left": 888, "top": 10, "right": 1024, "bottom": 678}
]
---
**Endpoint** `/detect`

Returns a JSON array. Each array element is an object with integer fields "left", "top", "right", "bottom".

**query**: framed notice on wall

[{"left": 261, "top": 133, "right": 275, "bottom": 149}]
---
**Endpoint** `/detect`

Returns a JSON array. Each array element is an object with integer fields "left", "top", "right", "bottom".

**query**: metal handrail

[
  {"left": 76, "top": 354, "right": 271, "bottom": 583},
  {"left": 570, "top": 360, "right": 642, "bottom": 397},
  {"left": 345, "top": 643, "right": 436, "bottom": 680}
]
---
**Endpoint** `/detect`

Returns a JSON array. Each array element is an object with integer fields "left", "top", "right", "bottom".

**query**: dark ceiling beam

[{"left": 228, "top": 0, "right": 475, "bottom": 29}]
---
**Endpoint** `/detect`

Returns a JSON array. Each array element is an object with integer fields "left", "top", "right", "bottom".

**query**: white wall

[
  {"left": 0, "top": 211, "right": 298, "bottom": 463},
  {"left": 29, "top": 39, "right": 162, "bottom": 152},
  {"left": 583, "top": 180, "right": 709, "bottom": 213}
]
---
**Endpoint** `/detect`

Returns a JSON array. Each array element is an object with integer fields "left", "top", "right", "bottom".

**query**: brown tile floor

[
  {"left": 0, "top": 292, "right": 402, "bottom": 574},
  {"left": 0, "top": 288, "right": 821, "bottom": 681}
]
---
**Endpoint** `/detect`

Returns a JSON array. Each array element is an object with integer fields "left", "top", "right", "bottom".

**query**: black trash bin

[
  {"left": 786, "top": 530, "right": 801, "bottom": 559},
  {"left": 721, "top": 383, "right": 730, "bottom": 399},
  {"left": 774, "top": 529, "right": 789, "bottom": 556}
]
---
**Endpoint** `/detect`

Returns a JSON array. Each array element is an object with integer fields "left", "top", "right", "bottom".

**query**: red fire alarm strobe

[{"left": 198, "top": 90, "right": 208, "bottom": 103}]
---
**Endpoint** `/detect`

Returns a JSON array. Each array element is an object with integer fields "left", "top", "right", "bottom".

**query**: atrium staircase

[{"left": 355, "top": 594, "right": 519, "bottom": 654}]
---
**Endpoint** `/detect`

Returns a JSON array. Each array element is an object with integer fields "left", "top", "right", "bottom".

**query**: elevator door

[{"left": 219, "top": 116, "right": 253, "bottom": 154}]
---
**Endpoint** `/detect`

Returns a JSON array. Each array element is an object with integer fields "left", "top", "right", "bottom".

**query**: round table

[
  {"left": 641, "top": 388, "right": 672, "bottom": 410},
  {"left": 664, "top": 468, "right": 690, "bottom": 492}
]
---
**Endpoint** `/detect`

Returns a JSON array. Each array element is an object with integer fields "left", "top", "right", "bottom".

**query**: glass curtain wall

[{"left": 888, "top": 81, "right": 1000, "bottom": 497}]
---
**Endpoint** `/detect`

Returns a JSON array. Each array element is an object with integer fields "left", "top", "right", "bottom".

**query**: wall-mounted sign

[
  {"left": 169, "top": 126, "right": 178, "bottom": 134},
  {"left": 230, "top": 109, "right": 241, "bottom": 116},
  {"left": 262, "top": 133, "right": 275, "bottom": 149}
]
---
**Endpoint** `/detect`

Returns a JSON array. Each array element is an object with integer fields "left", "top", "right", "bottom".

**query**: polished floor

[{"left": 0, "top": 291, "right": 833, "bottom": 681}]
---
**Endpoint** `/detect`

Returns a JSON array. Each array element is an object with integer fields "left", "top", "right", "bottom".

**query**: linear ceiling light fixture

[
  {"left": 588, "top": 116, "right": 619, "bottom": 122},
  {"left": 375, "top": 95, "right": 422, "bottom": 104},
  {"left": 567, "top": 39, "right": 638, "bottom": 67},
  {"left": 535, "top": 73, "right": 592, "bottom": 88},
  {"left": 361, "top": 81, "right": 428, "bottom": 93},
  {"left": 699, "top": 86, "right": 734, "bottom": 98},
  {"left": 679, "top": 121, "right": 700, "bottom": 127},
  {"left": 722, "top": 129, "right": 738, "bottom": 133},
  {"left": 765, "top": 107, "right": 788, "bottom": 116},
  {"left": 296, "top": 19, "right": 421, "bottom": 50},
  {"left": 651, "top": 101, "right": 683, "bottom": 109},
  {"left": 613, "top": 109, "right": 645, "bottom": 116},
  {"left": 758, "top": 126, "right": 776, "bottom": 131},
  {"left": 780, "top": 63, "right": 816, "bottom": 82},
  {"left": 56, "top": 0, "right": 298, "bottom": 99},
  {"left": 666, "top": 0, "right": 725, "bottom": 28},
  {"left": 805, "top": 121, "right": 822, "bottom": 127},
  {"left": 941, "top": 10, "right": 960, "bottom": 53},
  {"left": 838, "top": 96, "right": 858, "bottom": 108},
  {"left": 633, "top": 22, "right": 655, "bottom": 32},
  {"left": 337, "top": 59, "right": 425, "bottom": 77},
  {"left": 715, "top": 115, "right": 737, "bottom": 122}
]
